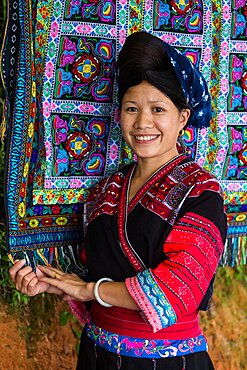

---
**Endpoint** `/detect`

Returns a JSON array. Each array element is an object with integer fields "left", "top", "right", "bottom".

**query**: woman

[{"left": 9, "top": 32, "right": 227, "bottom": 370}]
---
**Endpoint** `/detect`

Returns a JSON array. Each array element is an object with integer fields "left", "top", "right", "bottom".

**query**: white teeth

[{"left": 135, "top": 135, "right": 157, "bottom": 141}]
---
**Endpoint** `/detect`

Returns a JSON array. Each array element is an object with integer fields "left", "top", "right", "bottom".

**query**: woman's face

[{"left": 120, "top": 80, "right": 190, "bottom": 166}]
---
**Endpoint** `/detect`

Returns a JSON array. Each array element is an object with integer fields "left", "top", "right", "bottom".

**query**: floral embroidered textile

[
  {"left": 1, "top": 0, "right": 246, "bottom": 268},
  {"left": 85, "top": 321, "right": 208, "bottom": 358}
]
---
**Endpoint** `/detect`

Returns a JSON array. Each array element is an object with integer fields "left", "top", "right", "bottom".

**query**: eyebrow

[{"left": 123, "top": 100, "right": 167, "bottom": 104}]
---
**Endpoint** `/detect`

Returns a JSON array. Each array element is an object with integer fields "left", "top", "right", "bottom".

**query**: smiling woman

[
  {"left": 9, "top": 32, "right": 227, "bottom": 370},
  {"left": 120, "top": 81, "right": 190, "bottom": 173}
]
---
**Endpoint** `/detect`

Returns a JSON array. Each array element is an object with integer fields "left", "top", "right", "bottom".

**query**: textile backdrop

[{"left": 1, "top": 0, "right": 247, "bottom": 271}]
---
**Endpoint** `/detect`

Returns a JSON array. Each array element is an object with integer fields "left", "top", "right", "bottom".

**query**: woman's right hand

[{"left": 9, "top": 260, "right": 63, "bottom": 297}]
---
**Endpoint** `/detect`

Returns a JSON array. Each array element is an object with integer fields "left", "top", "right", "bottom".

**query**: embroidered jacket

[{"left": 75, "top": 154, "right": 227, "bottom": 339}]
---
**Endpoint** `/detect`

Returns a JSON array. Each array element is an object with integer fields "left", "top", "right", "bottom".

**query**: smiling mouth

[{"left": 134, "top": 135, "right": 159, "bottom": 141}]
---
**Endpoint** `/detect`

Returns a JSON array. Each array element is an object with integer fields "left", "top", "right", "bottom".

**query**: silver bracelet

[{"left": 94, "top": 277, "right": 113, "bottom": 308}]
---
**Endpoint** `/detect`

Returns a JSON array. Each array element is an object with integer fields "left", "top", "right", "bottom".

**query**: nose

[{"left": 134, "top": 111, "right": 154, "bottom": 129}]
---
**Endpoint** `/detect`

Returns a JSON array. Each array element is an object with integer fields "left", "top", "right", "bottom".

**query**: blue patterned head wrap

[
  {"left": 117, "top": 32, "right": 212, "bottom": 128},
  {"left": 162, "top": 42, "right": 212, "bottom": 128}
]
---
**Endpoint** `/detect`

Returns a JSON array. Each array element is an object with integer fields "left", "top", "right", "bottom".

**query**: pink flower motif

[
  {"left": 51, "top": 102, "right": 56, "bottom": 110},
  {"left": 193, "top": 37, "right": 202, "bottom": 46},
  {"left": 221, "top": 77, "right": 228, "bottom": 93},
  {"left": 146, "top": 0, "right": 152, "bottom": 10},
  {"left": 44, "top": 180, "right": 52, "bottom": 188},
  {"left": 45, "top": 61, "right": 54, "bottom": 78},
  {"left": 110, "top": 143, "right": 118, "bottom": 161},
  {"left": 110, "top": 28, "right": 117, "bottom": 37},
  {"left": 161, "top": 34, "right": 176, "bottom": 43},
  {"left": 236, "top": 42, "right": 247, "bottom": 52},
  {"left": 50, "top": 22, "right": 59, "bottom": 38},
  {"left": 234, "top": 0, "right": 245, "bottom": 9},
  {"left": 45, "top": 140, "right": 52, "bottom": 157},
  {"left": 200, "top": 127, "right": 207, "bottom": 136},
  {"left": 221, "top": 41, "right": 228, "bottom": 57},
  {"left": 229, "top": 183, "right": 240, "bottom": 191},
  {"left": 121, "top": 337, "right": 144, "bottom": 350},
  {"left": 119, "top": 29, "right": 126, "bottom": 45},
  {"left": 70, "top": 179, "right": 82, "bottom": 188},
  {"left": 206, "top": 10, "right": 211, "bottom": 24},
  {"left": 43, "top": 101, "right": 51, "bottom": 118},
  {"left": 218, "top": 113, "right": 226, "bottom": 128},
  {"left": 79, "top": 104, "right": 94, "bottom": 113},
  {"left": 77, "top": 24, "right": 92, "bottom": 33},
  {"left": 223, "top": 5, "right": 230, "bottom": 20},
  {"left": 216, "top": 149, "right": 225, "bottom": 161},
  {"left": 197, "top": 158, "right": 204, "bottom": 167},
  {"left": 119, "top": 0, "right": 126, "bottom": 5},
  {"left": 204, "top": 47, "right": 211, "bottom": 62}
]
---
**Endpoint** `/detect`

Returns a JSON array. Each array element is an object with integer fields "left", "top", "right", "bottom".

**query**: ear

[{"left": 179, "top": 109, "right": 191, "bottom": 129}]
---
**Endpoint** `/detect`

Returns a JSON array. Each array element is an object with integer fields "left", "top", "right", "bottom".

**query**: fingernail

[{"left": 14, "top": 259, "right": 25, "bottom": 264}]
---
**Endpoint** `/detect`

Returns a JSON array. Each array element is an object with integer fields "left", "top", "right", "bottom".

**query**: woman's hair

[{"left": 117, "top": 32, "right": 190, "bottom": 111}]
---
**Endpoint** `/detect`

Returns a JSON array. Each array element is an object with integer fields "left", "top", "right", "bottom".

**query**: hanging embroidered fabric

[{"left": 1, "top": 0, "right": 246, "bottom": 270}]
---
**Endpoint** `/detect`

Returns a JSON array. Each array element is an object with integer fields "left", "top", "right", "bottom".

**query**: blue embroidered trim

[
  {"left": 137, "top": 269, "right": 177, "bottom": 328},
  {"left": 85, "top": 322, "right": 208, "bottom": 358}
]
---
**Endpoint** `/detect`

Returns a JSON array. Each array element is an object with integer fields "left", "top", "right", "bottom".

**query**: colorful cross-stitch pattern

[{"left": 1, "top": 0, "right": 246, "bottom": 270}]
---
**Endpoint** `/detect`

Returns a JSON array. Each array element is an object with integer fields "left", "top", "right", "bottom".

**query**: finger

[
  {"left": 39, "top": 276, "right": 63, "bottom": 289},
  {"left": 63, "top": 294, "right": 74, "bottom": 301},
  {"left": 38, "top": 265, "right": 65, "bottom": 278},
  {"left": 46, "top": 285, "right": 64, "bottom": 295},
  {"left": 9, "top": 260, "right": 26, "bottom": 283},
  {"left": 22, "top": 274, "right": 39, "bottom": 296},
  {"left": 70, "top": 273, "right": 86, "bottom": 284},
  {"left": 38, "top": 266, "right": 77, "bottom": 283},
  {"left": 15, "top": 267, "right": 35, "bottom": 292},
  {"left": 43, "top": 277, "right": 75, "bottom": 297},
  {"left": 39, "top": 276, "right": 82, "bottom": 299},
  {"left": 35, "top": 267, "right": 46, "bottom": 279}
]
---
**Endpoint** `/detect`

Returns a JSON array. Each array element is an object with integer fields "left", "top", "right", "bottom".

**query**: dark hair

[{"left": 117, "top": 32, "right": 190, "bottom": 111}]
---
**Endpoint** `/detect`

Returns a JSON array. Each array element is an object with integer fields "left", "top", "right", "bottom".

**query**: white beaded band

[{"left": 94, "top": 277, "right": 113, "bottom": 308}]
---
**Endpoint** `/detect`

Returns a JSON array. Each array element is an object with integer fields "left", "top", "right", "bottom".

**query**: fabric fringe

[
  {"left": 0, "top": 114, "right": 6, "bottom": 142},
  {"left": 0, "top": 99, "right": 8, "bottom": 142},
  {"left": 8, "top": 245, "right": 87, "bottom": 276},
  {"left": 8, "top": 236, "right": 246, "bottom": 272},
  {"left": 182, "top": 355, "right": 186, "bottom": 370},
  {"left": 220, "top": 236, "right": 247, "bottom": 267},
  {"left": 0, "top": 2, "right": 8, "bottom": 143}
]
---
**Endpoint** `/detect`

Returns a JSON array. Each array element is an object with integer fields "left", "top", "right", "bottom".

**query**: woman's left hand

[{"left": 38, "top": 265, "right": 95, "bottom": 302}]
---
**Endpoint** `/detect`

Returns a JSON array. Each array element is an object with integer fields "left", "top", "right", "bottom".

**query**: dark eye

[
  {"left": 126, "top": 106, "right": 138, "bottom": 112},
  {"left": 153, "top": 107, "right": 164, "bottom": 113}
]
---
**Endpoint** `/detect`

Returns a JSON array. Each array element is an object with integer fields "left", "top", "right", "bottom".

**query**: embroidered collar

[{"left": 117, "top": 154, "right": 187, "bottom": 272}]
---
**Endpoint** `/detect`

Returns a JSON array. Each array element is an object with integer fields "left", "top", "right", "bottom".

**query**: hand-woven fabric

[{"left": 1, "top": 0, "right": 246, "bottom": 269}]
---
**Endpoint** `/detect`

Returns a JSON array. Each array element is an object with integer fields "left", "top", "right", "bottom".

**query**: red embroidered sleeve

[
  {"left": 154, "top": 212, "right": 224, "bottom": 314},
  {"left": 126, "top": 212, "right": 225, "bottom": 331}
]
